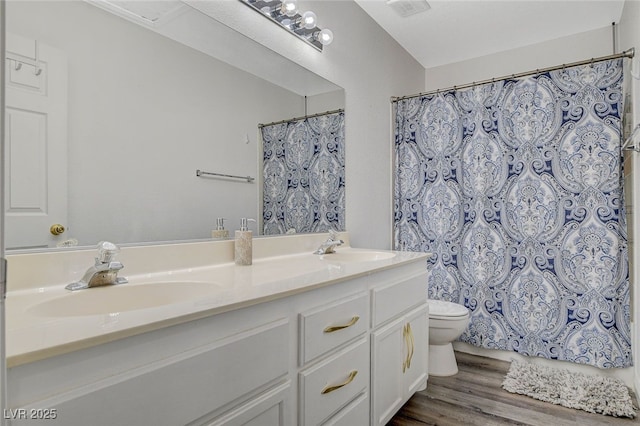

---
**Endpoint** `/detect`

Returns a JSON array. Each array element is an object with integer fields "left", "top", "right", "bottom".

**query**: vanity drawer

[
  {"left": 299, "top": 337, "right": 369, "bottom": 426},
  {"left": 322, "top": 392, "right": 369, "bottom": 426},
  {"left": 371, "top": 272, "right": 427, "bottom": 327},
  {"left": 299, "top": 292, "right": 368, "bottom": 365}
]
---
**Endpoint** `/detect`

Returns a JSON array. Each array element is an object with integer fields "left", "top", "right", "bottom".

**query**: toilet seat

[{"left": 428, "top": 300, "right": 469, "bottom": 320}]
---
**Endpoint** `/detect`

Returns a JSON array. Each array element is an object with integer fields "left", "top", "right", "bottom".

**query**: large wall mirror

[{"left": 4, "top": 0, "right": 344, "bottom": 251}]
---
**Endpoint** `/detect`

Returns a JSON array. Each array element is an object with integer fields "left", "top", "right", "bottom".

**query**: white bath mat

[{"left": 502, "top": 360, "right": 636, "bottom": 418}]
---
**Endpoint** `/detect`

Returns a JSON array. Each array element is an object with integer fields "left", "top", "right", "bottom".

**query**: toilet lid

[{"left": 428, "top": 300, "right": 469, "bottom": 318}]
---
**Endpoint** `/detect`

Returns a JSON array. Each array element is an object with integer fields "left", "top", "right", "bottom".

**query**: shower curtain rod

[
  {"left": 391, "top": 48, "right": 635, "bottom": 103},
  {"left": 258, "top": 108, "right": 344, "bottom": 128}
]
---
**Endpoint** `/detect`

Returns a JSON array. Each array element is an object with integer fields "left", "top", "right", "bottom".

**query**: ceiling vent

[
  {"left": 386, "top": 0, "right": 431, "bottom": 18},
  {"left": 99, "top": 1, "right": 185, "bottom": 24}
]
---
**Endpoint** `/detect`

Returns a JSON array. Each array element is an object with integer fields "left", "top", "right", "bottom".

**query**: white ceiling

[{"left": 355, "top": 0, "right": 626, "bottom": 69}]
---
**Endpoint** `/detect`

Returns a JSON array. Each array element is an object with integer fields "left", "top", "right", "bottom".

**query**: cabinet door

[
  {"left": 403, "top": 305, "right": 428, "bottom": 395},
  {"left": 370, "top": 316, "right": 406, "bottom": 426}
]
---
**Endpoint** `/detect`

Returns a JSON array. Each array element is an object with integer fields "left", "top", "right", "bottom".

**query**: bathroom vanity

[{"left": 5, "top": 234, "right": 429, "bottom": 425}]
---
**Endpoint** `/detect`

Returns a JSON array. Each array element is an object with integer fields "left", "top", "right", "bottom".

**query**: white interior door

[{"left": 4, "top": 34, "right": 68, "bottom": 250}]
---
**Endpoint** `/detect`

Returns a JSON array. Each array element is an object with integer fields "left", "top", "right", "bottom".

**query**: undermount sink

[
  {"left": 319, "top": 250, "right": 396, "bottom": 263},
  {"left": 28, "top": 281, "right": 222, "bottom": 317}
]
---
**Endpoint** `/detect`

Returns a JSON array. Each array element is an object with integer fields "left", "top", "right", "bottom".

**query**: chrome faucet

[
  {"left": 314, "top": 230, "right": 344, "bottom": 255},
  {"left": 66, "top": 241, "right": 128, "bottom": 291}
]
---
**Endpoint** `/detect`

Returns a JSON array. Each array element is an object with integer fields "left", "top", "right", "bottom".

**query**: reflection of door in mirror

[{"left": 5, "top": 34, "right": 68, "bottom": 250}]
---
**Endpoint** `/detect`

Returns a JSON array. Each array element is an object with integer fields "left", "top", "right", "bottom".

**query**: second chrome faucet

[{"left": 314, "top": 230, "right": 344, "bottom": 255}]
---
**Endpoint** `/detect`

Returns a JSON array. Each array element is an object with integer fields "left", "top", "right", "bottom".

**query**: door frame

[{"left": 1, "top": 0, "right": 8, "bottom": 423}]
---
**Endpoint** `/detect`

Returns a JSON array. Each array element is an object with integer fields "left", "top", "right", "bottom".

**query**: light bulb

[
  {"left": 281, "top": 0, "right": 298, "bottom": 17},
  {"left": 300, "top": 11, "right": 317, "bottom": 29},
  {"left": 315, "top": 28, "right": 333, "bottom": 46}
]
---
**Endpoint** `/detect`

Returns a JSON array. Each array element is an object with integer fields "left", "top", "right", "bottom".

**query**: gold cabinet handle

[
  {"left": 407, "top": 322, "right": 415, "bottom": 369},
  {"left": 402, "top": 323, "right": 408, "bottom": 373},
  {"left": 323, "top": 315, "right": 360, "bottom": 333},
  {"left": 50, "top": 224, "right": 65, "bottom": 235},
  {"left": 321, "top": 370, "right": 358, "bottom": 394}
]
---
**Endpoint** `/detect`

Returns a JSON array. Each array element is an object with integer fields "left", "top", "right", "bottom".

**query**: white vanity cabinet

[
  {"left": 7, "top": 245, "right": 429, "bottom": 426},
  {"left": 295, "top": 262, "right": 428, "bottom": 426}
]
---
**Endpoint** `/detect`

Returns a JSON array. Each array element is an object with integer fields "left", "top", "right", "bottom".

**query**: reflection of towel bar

[{"left": 196, "top": 169, "right": 255, "bottom": 183}]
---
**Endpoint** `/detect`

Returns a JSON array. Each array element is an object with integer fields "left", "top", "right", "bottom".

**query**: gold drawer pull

[
  {"left": 323, "top": 316, "right": 360, "bottom": 333},
  {"left": 321, "top": 370, "right": 358, "bottom": 395}
]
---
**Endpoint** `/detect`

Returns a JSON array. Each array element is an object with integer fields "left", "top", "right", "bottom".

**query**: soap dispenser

[
  {"left": 211, "top": 218, "right": 229, "bottom": 239},
  {"left": 235, "top": 218, "right": 255, "bottom": 266}
]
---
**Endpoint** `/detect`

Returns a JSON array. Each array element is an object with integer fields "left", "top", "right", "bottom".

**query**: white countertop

[{"left": 6, "top": 237, "right": 429, "bottom": 367}]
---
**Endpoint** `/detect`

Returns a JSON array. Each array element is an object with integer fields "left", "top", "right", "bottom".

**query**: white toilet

[{"left": 428, "top": 299, "right": 470, "bottom": 376}]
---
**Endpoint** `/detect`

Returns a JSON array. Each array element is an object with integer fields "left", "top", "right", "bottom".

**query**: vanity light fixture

[{"left": 240, "top": 0, "right": 334, "bottom": 51}]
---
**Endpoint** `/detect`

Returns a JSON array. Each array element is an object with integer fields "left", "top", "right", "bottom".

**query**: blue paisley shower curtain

[
  {"left": 393, "top": 59, "right": 631, "bottom": 368},
  {"left": 262, "top": 111, "right": 345, "bottom": 235}
]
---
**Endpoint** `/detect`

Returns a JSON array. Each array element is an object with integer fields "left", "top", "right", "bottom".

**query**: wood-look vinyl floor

[{"left": 389, "top": 352, "right": 640, "bottom": 426}]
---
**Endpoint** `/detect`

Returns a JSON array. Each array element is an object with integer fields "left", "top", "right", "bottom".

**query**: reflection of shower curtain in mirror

[
  {"left": 262, "top": 111, "right": 345, "bottom": 235},
  {"left": 393, "top": 59, "right": 631, "bottom": 368}
]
